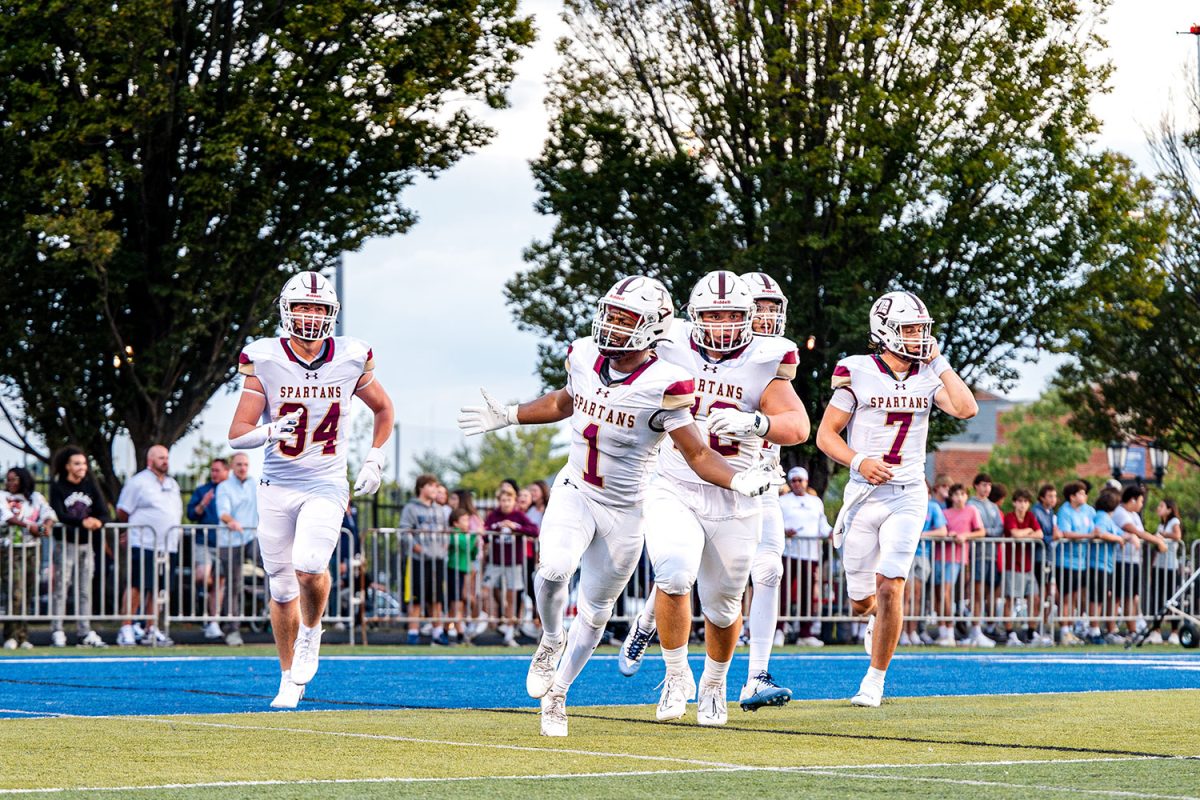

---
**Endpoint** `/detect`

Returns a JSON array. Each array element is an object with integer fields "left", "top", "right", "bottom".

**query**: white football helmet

[
  {"left": 742, "top": 271, "right": 787, "bottom": 337},
  {"left": 869, "top": 290, "right": 935, "bottom": 361},
  {"left": 279, "top": 271, "right": 340, "bottom": 341},
  {"left": 687, "top": 270, "right": 755, "bottom": 352},
  {"left": 591, "top": 276, "right": 674, "bottom": 356}
]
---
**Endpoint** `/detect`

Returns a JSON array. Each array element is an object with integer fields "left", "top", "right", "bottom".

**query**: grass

[{"left": 1, "top": 689, "right": 1196, "bottom": 798}]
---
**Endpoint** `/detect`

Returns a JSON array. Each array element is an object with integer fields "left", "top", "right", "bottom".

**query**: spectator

[
  {"left": 932, "top": 474, "right": 952, "bottom": 509},
  {"left": 482, "top": 485, "right": 537, "bottom": 646},
  {"left": 903, "top": 483, "right": 945, "bottom": 646},
  {"left": 967, "top": 473, "right": 1004, "bottom": 644},
  {"left": 187, "top": 458, "right": 228, "bottom": 640},
  {"left": 1031, "top": 484, "right": 1060, "bottom": 619},
  {"left": 1002, "top": 489, "right": 1050, "bottom": 646},
  {"left": 1148, "top": 498, "right": 1184, "bottom": 644},
  {"left": 521, "top": 480, "right": 551, "bottom": 640},
  {"left": 527, "top": 480, "right": 550, "bottom": 524},
  {"left": 115, "top": 445, "right": 183, "bottom": 647},
  {"left": 933, "top": 484, "right": 984, "bottom": 646},
  {"left": 2, "top": 467, "right": 57, "bottom": 649},
  {"left": 446, "top": 506, "right": 477, "bottom": 643},
  {"left": 454, "top": 489, "right": 489, "bottom": 637},
  {"left": 1085, "top": 489, "right": 1124, "bottom": 644},
  {"left": 779, "top": 467, "right": 830, "bottom": 647},
  {"left": 400, "top": 475, "right": 451, "bottom": 645},
  {"left": 48, "top": 447, "right": 109, "bottom": 648},
  {"left": 517, "top": 488, "right": 533, "bottom": 514},
  {"left": 1056, "top": 481, "right": 1093, "bottom": 645},
  {"left": 211, "top": 453, "right": 257, "bottom": 646},
  {"left": 1110, "top": 486, "right": 1160, "bottom": 642}
]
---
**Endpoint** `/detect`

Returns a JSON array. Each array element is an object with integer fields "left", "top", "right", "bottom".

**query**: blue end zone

[{"left": 1, "top": 652, "right": 1197, "bottom": 718}]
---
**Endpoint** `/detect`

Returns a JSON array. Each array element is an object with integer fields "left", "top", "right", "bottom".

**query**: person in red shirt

[
  {"left": 1003, "top": 489, "right": 1051, "bottom": 646},
  {"left": 482, "top": 485, "right": 539, "bottom": 646}
]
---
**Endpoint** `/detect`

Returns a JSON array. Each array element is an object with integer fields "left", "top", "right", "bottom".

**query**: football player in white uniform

[
  {"left": 228, "top": 272, "right": 394, "bottom": 709},
  {"left": 816, "top": 291, "right": 976, "bottom": 707},
  {"left": 622, "top": 270, "right": 809, "bottom": 726},
  {"left": 458, "top": 276, "right": 777, "bottom": 737}
]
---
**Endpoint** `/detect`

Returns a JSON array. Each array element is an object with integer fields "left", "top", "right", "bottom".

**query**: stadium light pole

[{"left": 334, "top": 255, "right": 345, "bottom": 336}]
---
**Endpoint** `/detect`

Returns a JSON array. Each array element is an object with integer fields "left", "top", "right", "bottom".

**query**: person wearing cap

[{"left": 779, "top": 467, "right": 830, "bottom": 646}]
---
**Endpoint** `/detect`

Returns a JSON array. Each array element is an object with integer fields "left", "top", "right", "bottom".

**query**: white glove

[
  {"left": 354, "top": 447, "right": 386, "bottom": 496},
  {"left": 457, "top": 388, "right": 518, "bottom": 437},
  {"left": 707, "top": 408, "right": 770, "bottom": 438},
  {"left": 729, "top": 463, "right": 783, "bottom": 498},
  {"left": 266, "top": 410, "right": 303, "bottom": 443}
]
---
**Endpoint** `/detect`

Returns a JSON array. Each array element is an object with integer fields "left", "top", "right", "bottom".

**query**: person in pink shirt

[{"left": 932, "top": 484, "right": 985, "bottom": 646}]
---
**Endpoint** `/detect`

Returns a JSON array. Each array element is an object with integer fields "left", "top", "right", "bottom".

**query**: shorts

[
  {"left": 1057, "top": 567, "right": 1086, "bottom": 597},
  {"left": 1004, "top": 570, "right": 1038, "bottom": 598},
  {"left": 447, "top": 568, "right": 468, "bottom": 605},
  {"left": 839, "top": 482, "right": 927, "bottom": 601},
  {"left": 1087, "top": 568, "right": 1112, "bottom": 604},
  {"left": 973, "top": 558, "right": 1003, "bottom": 587},
  {"left": 931, "top": 560, "right": 962, "bottom": 586},
  {"left": 1113, "top": 562, "right": 1140, "bottom": 600},
  {"left": 909, "top": 555, "right": 932, "bottom": 582},
  {"left": 413, "top": 557, "right": 447, "bottom": 607},
  {"left": 127, "top": 546, "right": 179, "bottom": 592},
  {"left": 482, "top": 563, "right": 524, "bottom": 590}
]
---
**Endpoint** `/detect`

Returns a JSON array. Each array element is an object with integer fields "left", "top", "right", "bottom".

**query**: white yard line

[
  {"left": 792, "top": 769, "right": 1200, "bottom": 800},
  {"left": 807, "top": 755, "right": 1195, "bottom": 770}
]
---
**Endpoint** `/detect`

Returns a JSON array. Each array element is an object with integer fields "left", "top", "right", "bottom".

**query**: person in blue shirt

[
  {"left": 1031, "top": 484, "right": 1058, "bottom": 601},
  {"left": 903, "top": 486, "right": 947, "bottom": 646},
  {"left": 1085, "top": 490, "right": 1124, "bottom": 644},
  {"left": 1055, "top": 481, "right": 1093, "bottom": 645}
]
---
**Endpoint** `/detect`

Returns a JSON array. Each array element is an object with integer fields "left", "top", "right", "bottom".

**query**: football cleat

[
  {"left": 738, "top": 671, "right": 792, "bottom": 712},
  {"left": 540, "top": 690, "right": 568, "bottom": 737},
  {"left": 697, "top": 682, "right": 728, "bottom": 726},
  {"left": 270, "top": 672, "right": 305, "bottom": 709},
  {"left": 851, "top": 674, "right": 884, "bottom": 708},
  {"left": 618, "top": 623, "right": 654, "bottom": 677},
  {"left": 655, "top": 670, "right": 696, "bottom": 722},
  {"left": 290, "top": 626, "right": 323, "bottom": 685},
  {"left": 526, "top": 636, "right": 566, "bottom": 699}
]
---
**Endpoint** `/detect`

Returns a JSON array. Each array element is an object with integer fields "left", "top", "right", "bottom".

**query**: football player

[
  {"left": 622, "top": 270, "right": 809, "bottom": 726},
  {"left": 457, "top": 276, "right": 777, "bottom": 737},
  {"left": 228, "top": 272, "right": 394, "bottom": 708},
  {"left": 815, "top": 291, "right": 976, "bottom": 707}
]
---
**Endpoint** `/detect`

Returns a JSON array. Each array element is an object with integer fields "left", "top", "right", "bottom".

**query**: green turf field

[{"left": 2, "top": 689, "right": 1196, "bottom": 798}]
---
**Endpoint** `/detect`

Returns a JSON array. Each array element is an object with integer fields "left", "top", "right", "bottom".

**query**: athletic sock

[
  {"left": 534, "top": 573, "right": 569, "bottom": 639},
  {"left": 748, "top": 581, "right": 779, "bottom": 677},
  {"left": 662, "top": 643, "right": 689, "bottom": 675},
  {"left": 552, "top": 618, "right": 606, "bottom": 692},
  {"left": 638, "top": 588, "right": 658, "bottom": 631},
  {"left": 700, "top": 654, "right": 731, "bottom": 688},
  {"left": 864, "top": 666, "right": 886, "bottom": 688}
]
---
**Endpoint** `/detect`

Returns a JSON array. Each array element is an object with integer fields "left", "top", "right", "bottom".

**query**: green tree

[
  {"left": 450, "top": 426, "right": 567, "bottom": 498},
  {"left": 410, "top": 449, "right": 461, "bottom": 490},
  {"left": 0, "top": 0, "right": 533, "bottom": 497},
  {"left": 982, "top": 392, "right": 1102, "bottom": 495},
  {"left": 507, "top": 0, "right": 1160, "bottom": 490}
]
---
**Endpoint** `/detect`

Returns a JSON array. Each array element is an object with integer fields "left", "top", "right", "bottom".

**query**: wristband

[
  {"left": 505, "top": 404, "right": 520, "bottom": 426},
  {"left": 929, "top": 355, "right": 952, "bottom": 377},
  {"left": 753, "top": 412, "right": 771, "bottom": 437},
  {"left": 850, "top": 453, "right": 866, "bottom": 473},
  {"left": 229, "top": 425, "right": 269, "bottom": 450}
]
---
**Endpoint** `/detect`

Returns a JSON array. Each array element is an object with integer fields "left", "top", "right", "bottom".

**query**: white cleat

[
  {"left": 290, "top": 626, "right": 323, "bottom": 685},
  {"left": 526, "top": 636, "right": 566, "bottom": 699},
  {"left": 270, "top": 671, "right": 305, "bottom": 709},
  {"left": 618, "top": 623, "right": 654, "bottom": 677},
  {"left": 540, "top": 690, "right": 568, "bottom": 737},
  {"left": 697, "top": 682, "right": 728, "bottom": 726},
  {"left": 850, "top": 677, "right": 883, "bottom": 708},
  {"left": 863, "top": 614, "right": 875, "bottom": 656},
  {"left": 655, "top": 670, "right": 696, "bottom": 722},
  {"left": 739, "top": 671, "right": 792, "bottom": 711}
]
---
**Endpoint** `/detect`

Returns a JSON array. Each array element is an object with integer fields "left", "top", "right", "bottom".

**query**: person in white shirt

[
  {"left": 116, "top": 445, "right": 183, "bottom": 647},
  {"left": 209, "top": 453, "right": 258, "bottom": 645},
  {"left": 779, "top": 466, "right": 831, "bottom": 647},
  {"left": 1111, "top": 485, "right": 1166, "bottom": 641}
]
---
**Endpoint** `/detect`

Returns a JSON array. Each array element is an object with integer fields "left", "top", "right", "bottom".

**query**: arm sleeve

[
  {"left": 237, "top": 349, "right": 255, "bottom": 376},
  {"left": 971, "top": 507, "right": 983, "bottom": 531},
  {"left": 49, "top": 482, "right": 67, "bottom": 520},
  {"left": 399, "top": 504, "right": 417, "bottom": 532},
  {"left": 1056, "top": 507, "right": 1070, "bottom": 531},
  {"left": 515, "top": 512, "right": 539, "bottom": 537},
  {"left": 661, "top": 380, "right": 695, "bottom": 411},
  {"left": 116, "top": 481, "right": 136, "bottom": 517},
  {"left": 651, "top": 406, "right": 694, "bottom": 434},
  {"left": 33, "top": 493, "right": 57, "bottom": 523},
  {"left": 829, "top": 362, "right": 856, "bottom": 412}
]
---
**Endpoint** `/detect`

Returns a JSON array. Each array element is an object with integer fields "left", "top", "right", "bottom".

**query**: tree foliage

[
  {"left": 982, "top": 392, "right": 1103, "bottom": 495},
  {"left": 449, "top": 426, "right": 567, "bottom": 498},
  {"left": 0, "top": 0, "right": 533, "bottom": 496},
  {"left": 506, "top": 0, "right": 1160, "bottom": 486}
]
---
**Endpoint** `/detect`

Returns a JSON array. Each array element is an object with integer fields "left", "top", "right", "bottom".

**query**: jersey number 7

[{"left": 883, "top": 411, "right": 913, "bottom": 466}]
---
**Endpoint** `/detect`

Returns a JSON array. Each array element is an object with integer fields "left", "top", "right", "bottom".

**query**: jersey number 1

[
  {"left": 581, "top": 423, "right": 604, "bottom": 488},
  {"left": 278, "top": 402, "right": 341, "bottom": 457},
  {"left": 883, "top": 411, "right": 913, "bottom": 466}
]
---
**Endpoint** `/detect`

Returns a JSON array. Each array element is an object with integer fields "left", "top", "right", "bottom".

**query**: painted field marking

[{"left": 791, "top": 768, "right": 1200, "bottom": 800}]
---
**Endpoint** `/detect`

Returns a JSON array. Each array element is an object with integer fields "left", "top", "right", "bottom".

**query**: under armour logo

[
  {"left": 304, "top": 372, "right": 318, "bottom": 380},
  {"left": 895, "top": 383, "right": 904, "bottom": 390},
  {"left": 595, "top": 388, "right": 611, "bottom": 398},
  {"left": 701, "top": 364, "right": 719, "bottom": 373},
  {"left": 259, "top": 478, "right": 271, "bottom": 486}
]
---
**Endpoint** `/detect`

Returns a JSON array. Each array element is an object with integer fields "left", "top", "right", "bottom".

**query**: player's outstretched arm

[
  {"left": 227, "top": 376, "right": 301, "bottom": 449},
  {"left": 816, "top": 404, "right": 894, "bottom": 486},
  {"left": 668, "top": 424, "right": 776, "bottom": 498},
  {"left": 927, "top": 345, "right": 978, "bottom": 420},
  {"left": 457, "top": 388, "right": 572, "bottom": 436}
]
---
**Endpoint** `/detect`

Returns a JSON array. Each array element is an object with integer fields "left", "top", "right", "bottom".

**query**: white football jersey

[
  {"left": 655, "top": 320, "right": 799, "bottom": 483},
  {"left": 828, "top": 354, "right": 942, "bottom": 487},
  {"left": 561, "top": 337, "right": 697, "bottom": 508},
  {"left": 759, "top": 441, "right": 781, "bottom": 507},
  {"left": 239, "top": 336, "right": 374, "bottom": 490}
]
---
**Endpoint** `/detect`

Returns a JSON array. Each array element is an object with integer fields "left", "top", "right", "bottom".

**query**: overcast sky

[{"left": 14, "top": 1, "right": 1200, "bottom": 481}]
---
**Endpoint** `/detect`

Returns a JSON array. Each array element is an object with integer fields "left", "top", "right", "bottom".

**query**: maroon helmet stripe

[
  {"left": 717, "top": 272, "right": 727, "bottom": 298},
  {"left": 616, "top": 277, "right": 639, "bottom": 294},
  {"left": 308, "top": 273, "right": 319, "bottom": 293}
]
